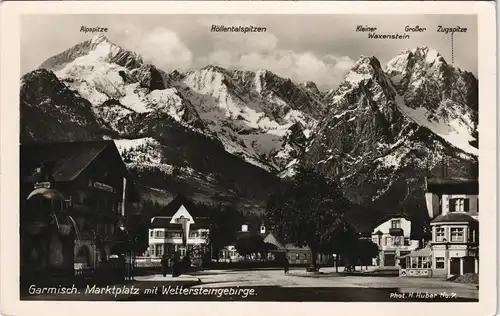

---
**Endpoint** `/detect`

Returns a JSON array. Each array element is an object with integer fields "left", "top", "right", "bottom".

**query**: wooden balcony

[{"left": 389, "top": 228, "right": 404, "bottom": 236}]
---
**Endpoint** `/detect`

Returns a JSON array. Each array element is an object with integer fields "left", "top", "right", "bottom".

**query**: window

[
  {"left": 155, "top": 244, "right": 163, "bottom": 256},
  {"left": 391, "top": 220, "right": 401, "bottom": 228},
  {"left": 450, "top": 198, "right": 470, "bottom": 213},
  {"left": 404, "top": 238, "right": 411, "bottom": 246},
  {"left": 411, "top": 256, "right": 432, "bottom": 269},
  {"left": 150, "top": 230, "right": 154, "bottom": 238},
  {"left": 435, "top": 257, "right": 445, "bottom": 269},
  {"left": 435, "top": 227, "right": 445, "bottom": 242},
  {"left": 201, "top": 231, "right": 208, "bottom": 238},
  {"left": 393, "top": 236, "right": 402, "bottom": 246},
  {"left": 155, "top": 230, "right": 164, "bottom": 238},
  {"left": 386, "top": 237, "right": 393, "bottom": 246},
  {"left": 451, "top": 228, "right": 464, "bottom": 242}
]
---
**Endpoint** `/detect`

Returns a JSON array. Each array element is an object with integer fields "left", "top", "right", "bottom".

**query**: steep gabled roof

[
  {"left": 431, "top": 212, "right": 478, "bottom": 224},
  {"left": 154, "top": 194, "right": 207, "bottom": 218},
  {"left": 372, "top": 213, "right": 411, "bottom": 228},
  {"left": 426, "top": 177, "right": 478, "bottom": 195},
  {"left": 20, "top": 140, "right": 140, "bottom": 202},
  {"left": 21, "top": 140, "right": 121, "bottom": 182}
]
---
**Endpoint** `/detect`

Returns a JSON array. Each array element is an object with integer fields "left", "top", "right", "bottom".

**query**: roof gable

[
  {"left": 21, "top": 140, "right": 123, "bottom": 182},
  {"left": 263, "top": 232, "right": 285, "bottom": 250},
  {"left": 170, "top": 204, "right": 195, "bottom": 224},
  {"left": 373, "top": 213, "right": 411, "bottom": 228},
  {"left": 154, "top": 195, "right": 206, "bottom": 218}
]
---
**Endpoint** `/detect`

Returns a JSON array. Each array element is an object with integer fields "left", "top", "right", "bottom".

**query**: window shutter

[{"left": 464, "top": 199, "right": 470, "bottom": 212}]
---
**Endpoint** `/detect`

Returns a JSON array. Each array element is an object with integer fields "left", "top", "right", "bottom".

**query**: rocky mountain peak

[
  {"left": 324, "top": 55, "right": 391, "bottom": 106},
  {"left": 39, "top": 35, "right": 144, "bottom": 72},
  {"left": 22, "top": 41, "right": 478, "bottom": 220},
  {"left": 200, "top": 64, "right": 229, "bottom": 75},
  {"left": 90, "top": 33, "right": 109, "bottom": 45},
  {"left": 302, "top": 81, "right": 320, "bottom": 95},
  {"left": 386, "top": 46, "right": 448, "bottom": 80}
]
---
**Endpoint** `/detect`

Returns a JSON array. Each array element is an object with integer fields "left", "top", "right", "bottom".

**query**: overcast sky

[{"left": 21, "top": 14, "right": 477, "bottom": 91}]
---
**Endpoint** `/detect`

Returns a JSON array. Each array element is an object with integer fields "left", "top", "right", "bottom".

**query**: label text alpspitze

[{"left": 80, "top": 26, "right": 108, "bottom": 33}]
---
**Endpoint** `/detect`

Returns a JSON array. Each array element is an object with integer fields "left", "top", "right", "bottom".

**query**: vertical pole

[
  {"left": 451, "top": 33, "right": 454, "bottom": 64},
  {"left": 459, "top": 257, "right": 464, "bottom": 275},
  {"left": 447, "top": 258, "right": 451, "bottom": 278},
  {"left": 121, "top": 177, "right": 127, "bottom": 217}
]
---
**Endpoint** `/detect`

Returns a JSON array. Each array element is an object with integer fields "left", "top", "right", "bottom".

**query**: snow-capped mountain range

[{"left": 21, "top": 34, "right": 478, "bottom": 220}]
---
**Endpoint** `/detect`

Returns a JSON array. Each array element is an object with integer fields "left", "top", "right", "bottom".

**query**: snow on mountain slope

[
  {"left": 174, "top": 65, "right": 319, "bottom": 170},
  {"left": 302, "top": 51, "right": 478, "bottom": 217},
  {"left": 41, "top": 35, "right": 320, "bottom": 171},
  {"left": 40, "top": 33, "right": 143, "bottom": 71},
  {"left": 48, "top": 35, "right": 204, "bottom": 134},
  {"left": 25, "top": 35, "right": 478, "bottom": 217},
  {"left": 393, "top": 92, "right": 477, "bottom": 155},
  {"left": 386, "top": 46, "right": 478, "bottom": 156}
]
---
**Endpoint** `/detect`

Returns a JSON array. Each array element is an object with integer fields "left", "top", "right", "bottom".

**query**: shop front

[{"left": 398, "top": 246, "right": 433, "bottom": 278}]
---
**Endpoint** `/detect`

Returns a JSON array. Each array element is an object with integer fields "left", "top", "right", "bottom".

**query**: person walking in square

[
  {"left": 161, "top": 254, "right": 169, "bottom": 277},
  {"left": 284, "top": 256, "right": 290, "bottom": 275}
]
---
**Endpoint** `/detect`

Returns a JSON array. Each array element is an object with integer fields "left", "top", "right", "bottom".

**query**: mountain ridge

[{"left": 24, "top": 35, "right": 478, "bottom": 221}]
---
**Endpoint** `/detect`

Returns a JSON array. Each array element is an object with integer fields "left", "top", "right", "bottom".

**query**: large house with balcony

[
  {"left": 425, "top": 177, "right": 479, "bottom": 278},
  {"left": 145, "top": 195, "right": 210, "bottom": 266},
  {"left": 371, "top": 214, "right": 420, "bottom": 267}
]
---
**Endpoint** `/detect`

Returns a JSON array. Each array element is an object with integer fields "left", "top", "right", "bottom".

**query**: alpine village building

[
  {"left": 222, "top": 223, "right": 333, "bottom": 266},
  {"left": 371, "top": 214, "right": 420, "bottom": 268},
  {"left": 145, "top": 195, "right": 211, "bottom": 266},
  {"left": 20, "top": 140, "right": 140, "bottom": 286},
  {"left": 425, "top": 177, "right": 479, "bottom": 278},
  {"left": 372, "top": 177, "right": 479, "bottom": 278}
]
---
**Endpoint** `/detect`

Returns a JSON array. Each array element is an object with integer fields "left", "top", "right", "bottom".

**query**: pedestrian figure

[
  {"left": 161, "top": 254, "right": 168, "bottom": 277},
  {"left": 172, "top": 252, "right": 180, "bottom": 277},
  {"left": 284, "top": 256, "right": 290, "bottom": 275}
]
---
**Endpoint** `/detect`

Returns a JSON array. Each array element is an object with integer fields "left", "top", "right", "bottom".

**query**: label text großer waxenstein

[{"left": 211, "top": 25, "right": 267, "bottom": 33}]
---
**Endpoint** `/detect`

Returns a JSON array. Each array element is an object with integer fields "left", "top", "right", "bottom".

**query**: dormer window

[
  {"left": 391, "top": 220, "right": 401, "bottom": 228},
  {"left": 449, "top": 198, "right": 470, "bottom": 213}
]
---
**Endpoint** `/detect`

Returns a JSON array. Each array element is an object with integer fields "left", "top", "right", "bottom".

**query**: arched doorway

[{"left": 74, "top": 245, "right": 93, "bottom": 276}]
